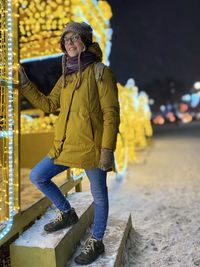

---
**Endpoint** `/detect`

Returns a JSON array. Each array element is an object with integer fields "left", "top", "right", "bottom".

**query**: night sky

[{"left": 107, "top": 0, "right": 200, "bottom": 90}]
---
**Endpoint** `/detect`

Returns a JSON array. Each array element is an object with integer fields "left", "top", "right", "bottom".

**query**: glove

[
  {"left": 99, "top": 148, "right": 114, "bottom": 171},
  {"left": 19, "top": 65, "right": 29, "bottom": 86}
]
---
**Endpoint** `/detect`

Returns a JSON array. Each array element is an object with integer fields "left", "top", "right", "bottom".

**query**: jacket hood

[{"left": 87, "top": 42, "right": 103, "bottom": 62}]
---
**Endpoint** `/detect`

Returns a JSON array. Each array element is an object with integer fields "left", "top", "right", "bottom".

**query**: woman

[{"left": 20, "top": 21, "right": 120, "bottom": 265}]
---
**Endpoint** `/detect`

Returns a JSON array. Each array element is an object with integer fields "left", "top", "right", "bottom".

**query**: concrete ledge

[
  {"left": 10, "top": 192, "right": 94, "bottom": 267},
  {"left": 67, "top": 212, "right": 133, "bottom": 267},
  {"left": 0, "top": 176, "right": 82, "bottom": 246}
]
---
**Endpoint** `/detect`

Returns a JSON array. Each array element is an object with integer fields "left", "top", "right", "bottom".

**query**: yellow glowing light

[{"left": 0, "top": 0, "right": 20, "bottom": 226}]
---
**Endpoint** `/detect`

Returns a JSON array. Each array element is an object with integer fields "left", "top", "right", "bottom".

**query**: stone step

[
  {"left": 66, "top": 212, "right": 132, "bottom": 267},
  {"left": 10, "top": 192, "right": 94, "bottom": 267}
]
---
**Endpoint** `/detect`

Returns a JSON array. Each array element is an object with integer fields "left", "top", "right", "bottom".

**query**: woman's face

[{"left": 63, "top": 31, "right": 85, "bottom": 57}]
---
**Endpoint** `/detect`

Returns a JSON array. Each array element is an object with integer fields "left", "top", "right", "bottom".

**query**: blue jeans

[{"left": 30, "top": 156, "right": 109, "bottom": 240}]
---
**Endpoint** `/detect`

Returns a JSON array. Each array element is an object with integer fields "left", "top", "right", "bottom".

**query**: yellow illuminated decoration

[
  {"left": 118, "top": 80, "right": 137, "bottom": 164},
  {"left": 134, "top": 92, "right": 153, "bottom": 147},
  {"left": 117, "top": 81, "right": 153, "bottom": 166},
  {"left": 0, "top": 0, "right": 20, "bottom": 238}
]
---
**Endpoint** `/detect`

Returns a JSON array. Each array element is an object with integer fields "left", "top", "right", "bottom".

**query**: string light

[
  {"left": 0, "top": 131, "right": 12, "bottom": 138},
  {"left": 0, "top": 0, "right": 16, "bottom": 240}
]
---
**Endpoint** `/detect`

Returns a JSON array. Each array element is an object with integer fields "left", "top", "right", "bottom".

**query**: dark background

[{"left": 107, "top": 0, "right": 200, "bottom": 89}]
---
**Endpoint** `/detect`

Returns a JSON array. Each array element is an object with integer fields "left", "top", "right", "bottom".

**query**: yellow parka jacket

[{"left": 21, "top": 43, "right": 120, "bottom": 170}]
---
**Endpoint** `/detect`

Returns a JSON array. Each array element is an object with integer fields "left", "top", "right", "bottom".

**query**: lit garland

[
  {"left": 0, "top": 0, "right": 14, "bottom": 240},
  {"left": 0, "top": 0, "right": 20, "bottom": 240}
]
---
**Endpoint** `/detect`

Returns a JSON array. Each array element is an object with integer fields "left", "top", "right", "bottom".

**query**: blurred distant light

[
  {"left": 170, "top": 88, "right": 175, "bottom": 94},
  {"left": 194, "top": 81, "right": 200, "bottom": 90},
  {"left": 195, "top": 112, "right": 200, "bottom": 120},
  {"left": 149, "top": 98, "right": 154, "bottom": 105},
  {"left": 182, "top": 94, "right": 191, "bottom": 102},
  {"left": 153, "top": 115, "right": 165, "bottom": 125},
  {"left": 181, "top": 113, "right": 193, "bottom": 123},
  {"left": 125, "top": 78, "right": 135, "bottom": 88},
  {"left": 173, "top": 103, "right": 178, "bottom": 110},
  {"left": 166, "top": 103, "right": 172, "bottom": 111},
  {"left": 160, "top": 105, "right": 166, "bottom": 112},
  {"left": 191, "top": 93, "right": 200, "bottom": 108},
  {"left": 139, "top": 91, "right": 148, "bottom": 97},
  {"left": 166, "top": 112, "right": 176, "bottom": 122},
  {"left": 179, "top": 103, "right": 188, "bottom": 112}
]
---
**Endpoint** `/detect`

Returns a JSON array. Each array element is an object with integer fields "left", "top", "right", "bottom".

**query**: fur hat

[{"left": 60, "top": 21, "right": 93, "bottom": 53}]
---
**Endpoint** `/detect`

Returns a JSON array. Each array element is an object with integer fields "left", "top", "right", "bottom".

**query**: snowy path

[{"left": 109, "top": 122, "right": 200, "bottom": 267}]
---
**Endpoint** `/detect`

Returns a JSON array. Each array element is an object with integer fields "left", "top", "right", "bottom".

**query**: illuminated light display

[
  {"left": 191, "top": 93, "right": 200, "bottom": 108},
  {"left": 133, "top": 92, "right": 149, "bottom": 147},
  {"left": 0, "top": 0, "right": 20, "bottom": 240},
  {"left": 179, "top": 103, "right": 189, "bottom": 113},
  {"left": 194, "top": 81, "right": 200, "bottom": 90},
  {"left": 180, "top": 113, "right": 193, "bottom": 123},
  {"left": 182, "top": 94, "right": 191, "bottom": 102},
  {"left": 153, "top": 115, "right": 165, "bottom": 125},
  {"left": 117, "top": 81, "right": 136, "bottom": 163},
  {"left": 166, "top": 112, "right": 176, "bottom": 123}
]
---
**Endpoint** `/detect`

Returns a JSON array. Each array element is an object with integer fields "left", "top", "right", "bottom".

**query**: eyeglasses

[{"left": 63, "top": 34, "right": 80, "bottom": 45}]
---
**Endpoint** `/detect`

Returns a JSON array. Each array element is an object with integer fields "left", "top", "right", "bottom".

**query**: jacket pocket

[{"left": 64, "top": 111, "right": 94, "bottom": 148}]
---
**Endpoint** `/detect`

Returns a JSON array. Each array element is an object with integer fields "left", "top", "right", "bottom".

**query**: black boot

[
  {"left": 44, "top": 207, "right": 78, "bottom": 232},
  {"left": 74, "top": 235, "right": 105, "bottom": 265}
]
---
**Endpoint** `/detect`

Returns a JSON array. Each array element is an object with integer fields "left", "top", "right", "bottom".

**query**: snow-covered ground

[
  {"left": 18, "top": 121, "right": 200, "bottom": 266},
  {"left": 109, "top": 121, "right": 200, "bottom": 267}
]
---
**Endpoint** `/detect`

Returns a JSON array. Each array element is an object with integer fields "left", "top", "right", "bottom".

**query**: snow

[
  {"left": 13, "top": 192, "right": 93, "bottom": 249},
  {"left": 109, "top": 122, "right": 200, "bottom": 267},
  {"left": 66, "top": 214, "right": 131, "bottom": 267},
  {"left": 13, "top": 121, "right": 200, "bottom": 266}
]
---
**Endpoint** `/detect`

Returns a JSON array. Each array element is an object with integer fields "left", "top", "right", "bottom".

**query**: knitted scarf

[{"left": 65, "top": 51, "right": 98, "bottom": 75}]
